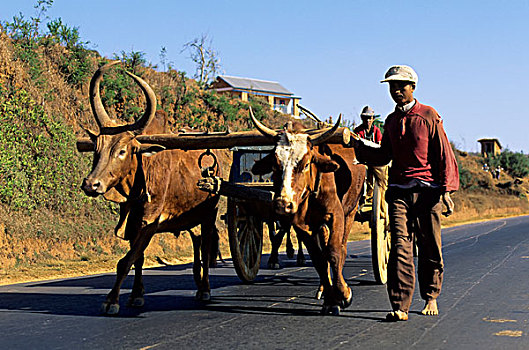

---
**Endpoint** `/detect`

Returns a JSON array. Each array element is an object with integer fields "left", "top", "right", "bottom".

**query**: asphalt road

[{"left": 1, "top": 216, "right": 529, "bottom": 349}]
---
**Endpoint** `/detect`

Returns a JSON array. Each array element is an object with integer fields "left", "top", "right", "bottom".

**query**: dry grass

[{"left": 2, "top": 192, "right": 527, "bottom": 286}]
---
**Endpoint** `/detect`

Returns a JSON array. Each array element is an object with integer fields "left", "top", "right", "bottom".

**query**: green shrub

[
  {"left": 3, "top": 1, "right": 51, "bottom": 86},
  {"left": 3, "top": 2, "right": 94, "bottom": 88},
  {"left": 486, "top": 150, "right": 529, "bottom": 178},
  {"left": 46, "top": 18, "right": 93, "bottom": 87},
  {"left": 0, "top": 84, "right": 89, "bottom": 212},
  {"left": 97, "top": 61, "right": 144, "bottom": 123}
]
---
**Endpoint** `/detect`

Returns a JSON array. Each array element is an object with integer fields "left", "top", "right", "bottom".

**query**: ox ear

[
  {"left": 252, "top": 153, "right": 275, "bottom": 175},
  {"left": 103, "top": 188, "right": 127, "bottom": 203},
  {"left": 139, "top": 144, "right": 166, "bottom": 157},
  {"left": 313, "top": 153, "right": 340, "bottom": 173}
]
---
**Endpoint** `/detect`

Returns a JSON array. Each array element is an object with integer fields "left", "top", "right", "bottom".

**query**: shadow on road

[
  {"left": 203, "top": 302, "right": 387, "bottom": 321},
  {"left": 0, "top": 252, "right": 384, "bottom": 319}
]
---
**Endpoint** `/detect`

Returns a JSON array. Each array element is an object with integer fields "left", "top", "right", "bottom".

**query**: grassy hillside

[
  {"left": 0, "top": 19, "right": 292, "bottom": 283},
  {"left": 0, "top": 12, "right": 528, "bottom": 284},
  {"left": 447, "top": 149, "right": 529, "bottom": 224}
]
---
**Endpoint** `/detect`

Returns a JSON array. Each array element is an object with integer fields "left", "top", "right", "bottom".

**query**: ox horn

[
  {"left": 249, "top": 106, "right": 278, "bottom": 138},
  {"left": 298, "top": 104, "right": 323, "bottom": 123},
  {"left": 126, "top": 71, "right": 157, "bottom": 135},
  {"left": 308, "top": 114, "right": 342, "bottom": 145},
  {"left": 90, "top": 61, "right": 120, "bottom": 129}
]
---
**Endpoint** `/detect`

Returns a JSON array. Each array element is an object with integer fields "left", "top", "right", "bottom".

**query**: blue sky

[{"left": 2, "top": 0, "right": 529, "bottom": 153}]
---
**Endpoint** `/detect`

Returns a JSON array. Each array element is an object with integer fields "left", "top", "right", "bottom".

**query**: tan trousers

[
  {"left": 365, "top": 165, "right": 388, "bottom": 221},
  {"left": 386, "top": 186, "right": 443, "bottom": 313}
]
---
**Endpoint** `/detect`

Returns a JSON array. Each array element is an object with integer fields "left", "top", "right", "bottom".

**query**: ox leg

[
  {"left": 209, "top": 226, "right": 220, "bottom": 268},
  {"left": 335, "top": 212, "right": 358, "bottom": 308},
  {"left": 296, "top": 235, "right": 306, "bottom": 266},
  {"left": 268, "top": 221, "right": 286, "bottom": 270},
  {"left": 327, "top": 219, "right": 352, "bottom": 310},
  {"left": 315, "top": 263, "right": 330, "bottom": 300},
  {"left": 127, "top": 253, "right": 146, "bottom": 307},
  {"left": 315, "top": 225, "right": 331, "bottom": 300},
  {"left": 286, "top": 229, "right": 295, "bottom": 259},
  {"left": 295, "top": 228, "right": 333, "bottom": 313},
  {"left": 102, "top": 227, "right": 156, "bottom": 316},
  {"left": 190, "top": 231, "right": 203, "bottom": 294},
  {"left": 196, "top": 210, "right": 218, "bottom": 302}
]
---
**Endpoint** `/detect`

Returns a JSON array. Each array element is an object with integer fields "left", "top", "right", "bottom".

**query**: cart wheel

[
  {"left": 371, "top": 182, "right": 391, "bottom": 285},
  {"left": 227, "top": 199, "right": 263, "bottom": 282}
]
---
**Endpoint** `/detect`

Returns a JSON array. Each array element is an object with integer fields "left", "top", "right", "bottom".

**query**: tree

[
  {"left": 113, "top": 49, "right": 146, "bottom": 73},
  {"left": 159, "top": 46, "right": 168, "bottom": 72},
  {"left": 3, "top": 0, "right": 53, "bottom": 41},
  {"left": 182, "top": 34, "right": 221, "bottom": 87}
]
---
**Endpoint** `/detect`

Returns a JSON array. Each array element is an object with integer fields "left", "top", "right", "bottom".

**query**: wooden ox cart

[{"left": 77, "top": 124, "right": 390, "bottom": 285}]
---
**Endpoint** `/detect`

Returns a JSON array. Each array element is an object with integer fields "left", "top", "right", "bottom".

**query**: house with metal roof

[
  {"left": 478, "top": 138, "right": 502, "bottom": 157},
  {"left": 210, "top": 75, "right": 301, "bottom": 117}
]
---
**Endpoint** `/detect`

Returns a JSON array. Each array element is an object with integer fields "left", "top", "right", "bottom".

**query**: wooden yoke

[{"left": 76, "top": 127, "right": 352, "bottom": 152}]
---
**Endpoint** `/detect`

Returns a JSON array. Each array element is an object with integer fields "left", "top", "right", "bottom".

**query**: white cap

[
  {"left": 381, "top": 65, "right": 418, "bottom": 84},
  {"left": 360, "top": 106, "right": 375, "bottom": 118}
]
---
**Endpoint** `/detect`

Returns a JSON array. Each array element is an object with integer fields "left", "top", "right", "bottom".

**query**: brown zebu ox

[
  {"left": 81, "top": 61, "right": 220, "bottom": 315},
  {"left": 250, "top": 111, "right": 365, "bottom": 314}
]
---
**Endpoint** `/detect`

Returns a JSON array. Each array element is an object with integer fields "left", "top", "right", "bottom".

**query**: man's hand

[{"left": 442, "top": 192, "right": 454, "bottom": 217}]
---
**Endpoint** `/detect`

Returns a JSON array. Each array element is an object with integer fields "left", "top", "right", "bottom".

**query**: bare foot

[
  {"left": 421, "top": 299, "right": 439, "bottom": 315},
  {"left": 386, "top": 310, "right": 408, "bottom": 321}
]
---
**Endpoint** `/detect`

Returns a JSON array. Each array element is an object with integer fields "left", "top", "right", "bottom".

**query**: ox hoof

[
  {"left": 331, "top": 305, "right": 341, "bottom": 316},
  {"left": 195, "top": 291, "right": 211, "bottom": 302},
  {"left": 321, "top": 305, "right": 341, "bottom": 316},
  {"left": 315, "top": 290, "right": 323, "bottom": 300},
  {"left": 296, "top": 257, "right": 306, "bottom": 267},
  {"left": 321, "top": 305, "right": 331, "bottom": 315},
  {"left": 101, "top": 302, "right": 120, "bottom": 316},
  {"left": 127, "top": 296, "right": 145, "bottom": 308},
  {"left": 340, "top": 288, "right": 353, "bottom": 309},
  {"left": 268, "top": 262, "right": 280, "bottom": 270}
]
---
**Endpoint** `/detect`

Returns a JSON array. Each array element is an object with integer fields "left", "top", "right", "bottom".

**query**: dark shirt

[{"left": 356, "top": 100, "right": 459, "bottom": 192}]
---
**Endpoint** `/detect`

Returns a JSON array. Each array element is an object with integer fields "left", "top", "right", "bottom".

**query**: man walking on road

[
  {"left": 352, "top": 65, "right": 459, "bottom": 321},
  {"left": 354, "top": 106, "right": 385, "bottom": 202},
  {"left": 354, "top": 106, "right": 382, "bottom": 144},
  {"left": 354, "top": 106, "right": 388, "bottom": 224}
]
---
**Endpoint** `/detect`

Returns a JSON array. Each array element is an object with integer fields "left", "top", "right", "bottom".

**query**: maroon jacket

[
  {"left": 356, "top": 100, "right": 459, "bottom": 192},
  {"left": 354, "top": 124, "right": 382, "bottom": 143}
]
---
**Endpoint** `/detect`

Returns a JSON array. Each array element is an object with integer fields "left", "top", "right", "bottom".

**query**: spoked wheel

[
  {"left": 227, "top": 198, "right": 263, "bottom": 282},
  {"left": 371, "top": 181, "right": 391, "bottom": 285}
]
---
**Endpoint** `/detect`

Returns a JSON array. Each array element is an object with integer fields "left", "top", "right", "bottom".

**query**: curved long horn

[
  {"left": 298, "top": 104, "right": 323, "bottom": 123},
  {"left": 90, "top": 61, "right": 120, "bottom": 129},
  {"left": 249, "top": 106, "right": 278, "bottom": 138},
  {"left": 126, "top": 71, "right": 157, "bottom": 135},
  {"left": 309, "top": 114, "right": 342, "bottom": 145}
]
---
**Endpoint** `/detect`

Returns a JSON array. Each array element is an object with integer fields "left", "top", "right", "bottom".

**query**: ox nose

[
  {"left": 81, "top": 178, "right": 102, "bottom": 196},
  {"left": 274, "top": 198, "right": 295, "bottom": 215}
]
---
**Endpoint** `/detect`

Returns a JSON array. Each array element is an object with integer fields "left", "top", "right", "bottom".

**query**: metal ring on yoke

[{"left": 198, "top": 149, "right": 218, "bottom": 173}]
